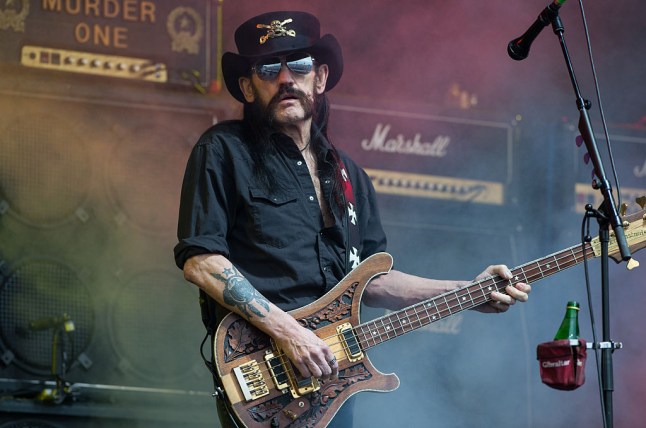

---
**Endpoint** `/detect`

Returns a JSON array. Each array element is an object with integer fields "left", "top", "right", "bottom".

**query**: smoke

[{"left": 1, "top": 1, "right": 644, "bottom": 427}]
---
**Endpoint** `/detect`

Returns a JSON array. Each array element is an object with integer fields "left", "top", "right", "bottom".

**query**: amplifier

[
  {"left": 0, "top": 0, "right": 222, "bottom": 92},
  {"left": 330, "top": 102, "right": 517, "bottom": 208}
]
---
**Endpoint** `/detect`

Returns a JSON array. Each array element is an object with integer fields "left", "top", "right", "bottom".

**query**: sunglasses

[{"left": 251, "top": 53, "right": 315, "bottom": 81}]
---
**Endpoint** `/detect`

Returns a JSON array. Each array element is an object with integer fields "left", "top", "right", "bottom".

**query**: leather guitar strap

[{"left": 332, "top": 151, "right": 362, "bottom": 273}]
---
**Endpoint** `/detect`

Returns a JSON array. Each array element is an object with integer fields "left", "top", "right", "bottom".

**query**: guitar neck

[{"left": 355, "top": 242, "right": 596, "bottom": 350}]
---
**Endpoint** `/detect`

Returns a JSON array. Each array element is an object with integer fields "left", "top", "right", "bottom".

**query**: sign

[
  {"left": 330, "top": 104, "right": 515, "bottom": 205},
  {"left": 0, "top": 0, "right": 220, "bottom": 90}
]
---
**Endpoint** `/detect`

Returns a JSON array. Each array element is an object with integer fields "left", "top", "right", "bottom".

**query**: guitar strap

[{"left": 332, "top": 150, "right": 362, "bottom": 273}]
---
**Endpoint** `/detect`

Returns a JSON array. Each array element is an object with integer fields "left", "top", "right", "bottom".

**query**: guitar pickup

[
  {"left": 265, "top": 351, "right": 290, "bottom": 391},
  {"left": 232, "top": 360, "right": 269, "bottom": 402},
  {"left": 337, "top": 322, "right": 364, "bottom": 362},
  {"left": 266, "top": 348, "right": 320, "bottom": 398}
]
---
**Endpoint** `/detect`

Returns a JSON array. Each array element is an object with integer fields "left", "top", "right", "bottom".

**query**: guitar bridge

[{"left": 232, "top": 360, "right": 269, "bottom": 402}]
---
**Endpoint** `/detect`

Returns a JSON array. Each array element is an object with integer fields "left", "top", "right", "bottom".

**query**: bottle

[{"left": 554, "top": 301, "right": 580, "bottom": 340}]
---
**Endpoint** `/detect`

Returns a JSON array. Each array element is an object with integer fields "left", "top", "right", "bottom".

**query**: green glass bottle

[{"left": 554, "top": 301, "right": 580, "bottom": 340}]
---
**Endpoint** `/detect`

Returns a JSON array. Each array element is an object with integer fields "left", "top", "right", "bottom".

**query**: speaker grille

[
  {"left": 0, "top": 258, "right": 95, "bottom": 375},
  {"left": 0, "top": 114, "right": 91, "bottom": 227}
]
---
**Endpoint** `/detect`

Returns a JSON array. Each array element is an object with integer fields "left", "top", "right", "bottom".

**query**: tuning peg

[
  {"left": 637, "top": 196, "right": 646, "bottom": 210},
  {"left": 584, "top": 153, "right": 591, "bottom": 164},
  {"left": 620, "top": 203, "right": 628, "bottom": 217}
]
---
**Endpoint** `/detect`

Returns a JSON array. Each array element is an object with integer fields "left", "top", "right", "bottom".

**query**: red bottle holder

[{"left": 536, "top": 339, "right": 587, "bottom": 390}]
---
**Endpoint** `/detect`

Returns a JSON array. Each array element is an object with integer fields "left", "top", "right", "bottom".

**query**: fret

[
  {"left": 413, "top": 305, "right": 424, "bottom": 329},
  {"left": 482, "top": 279, "right": 496, "bottom": 300},
  {"left": 420, "top": 301, "right": 432, "bottom": 325},
  {"left": 443, "top": 295, "right": 453, "bottom": 315},
  {"left": 381, "top": 317, "right": 395, "bottom": 340},
  {"left": 355, "top": 325, "right": 368, "bottom": 350},
  {"left": 569, "top": 247, "right": 579, "bottom": 265},
  {"left": 536, "top": 260, "right": 544, "bottom": 278},
  {"left": 476, "top": 281, "right": 489, "bottom": 304},
  {"left": 454, "top": 291, "right": 464, "bottom": 310},
  {"left": 393, "top": 312, "right": 405, "bottom": 335},
  {"left": 420, "top": 301, "right": 431, "bottom": 322},
  {"left": 369, "top": 323, "right": 381, "bottom": 346},
  {"left": 553, "top": 254, "right": 561, "bottom": 271},
  {"left": 364, "top": 324, "right": 377, "bottom": 348},
  {"left": 520, "top": 267, "right": 529, "bottom": 283},
  {"left": 372, "top": 325, "right": 382, "bottom": 346},
  {"left": 454, "top": 288, "right": 472, "bottom": 311},
  {"left": 399, "top": 311, "right": 412, "bottom": 334},
  {"left": 430, "top": 299, "right": 441, "bottom": 322},
  {"left": 468, "top": 282, "right": 487, "bottom": 306}
]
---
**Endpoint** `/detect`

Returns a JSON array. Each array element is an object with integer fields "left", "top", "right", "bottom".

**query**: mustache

[{"left": 268, "top": 85, "right": 309, "bottom": 109}]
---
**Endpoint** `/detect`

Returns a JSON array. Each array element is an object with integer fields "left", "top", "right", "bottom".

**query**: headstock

[{"left": 599, "top": 197, "right": 646, "bottom": 267}]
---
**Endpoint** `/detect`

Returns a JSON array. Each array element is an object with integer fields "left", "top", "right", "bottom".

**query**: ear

[
  {"left": 238, "top": 77, "right": 255, "bottom": 102},
  {"left": 314, "top": 64, "right": 329, "bottom": 95}
]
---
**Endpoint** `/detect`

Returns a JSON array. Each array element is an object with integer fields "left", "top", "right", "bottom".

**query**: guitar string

[
  {"left": 231, "top": 244, "right": 590, "bottom": 385},
  {"left": 233, "top": 246, "right": 582, "bottom": 384},
  {"left": 228, "top": 244, "right": 591, "bottom": 387}
]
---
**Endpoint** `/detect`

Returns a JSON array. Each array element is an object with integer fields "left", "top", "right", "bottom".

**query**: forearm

[
  {"left": 182, "top": 253, "right": 301, "bottom": 338},
  {"left": 182, "top": 253, "right": 338, "bottom": 379},
  {"left": 363, "top": 269, "right": 467, "bottom": 310}
]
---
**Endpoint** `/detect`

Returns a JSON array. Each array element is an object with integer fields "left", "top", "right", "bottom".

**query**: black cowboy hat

[{"left": 222, "top": 11, "right": 343, "bottom": 103}]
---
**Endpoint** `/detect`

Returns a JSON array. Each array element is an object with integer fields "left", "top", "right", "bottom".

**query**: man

[{"left": 174, "top": 11, "right": 531, "bottom": 427}]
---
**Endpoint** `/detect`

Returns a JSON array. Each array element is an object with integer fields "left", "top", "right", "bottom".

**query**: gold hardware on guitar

[
  {"left": 337, "top": 322, "right": 364, "bottom": 362},
  {"left": 636, "top": 196, "right": 646, "bottom": 210}
]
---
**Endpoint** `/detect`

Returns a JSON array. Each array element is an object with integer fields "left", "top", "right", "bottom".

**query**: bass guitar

[{"left": 214, "top": 207, "right": 645, "bottom": 427}]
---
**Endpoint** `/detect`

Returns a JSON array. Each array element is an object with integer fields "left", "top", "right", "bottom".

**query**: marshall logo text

[{"left": 361, "top": 123, "right": 449, "bottom": 157}]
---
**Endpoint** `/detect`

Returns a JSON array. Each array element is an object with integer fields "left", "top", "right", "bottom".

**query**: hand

[
  {"left": 273, "top": 320, "right": 339, "bottom": 381},
  {"left": 474, "top": 265, "right": 531, "bottom": 314}
]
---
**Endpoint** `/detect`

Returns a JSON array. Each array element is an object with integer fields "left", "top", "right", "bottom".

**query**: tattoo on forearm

[{"left": 211, "top": 266, "right": 270, "bottom": 319}]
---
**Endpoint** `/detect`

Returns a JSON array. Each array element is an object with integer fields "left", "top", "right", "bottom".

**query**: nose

[{"left": 275, "top": 63, "right": 296, "bottom": 84}]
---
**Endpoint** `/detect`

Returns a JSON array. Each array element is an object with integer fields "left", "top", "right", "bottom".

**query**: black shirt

[{"left": 174, "top": 120, "right": 387, "bottom": 312}]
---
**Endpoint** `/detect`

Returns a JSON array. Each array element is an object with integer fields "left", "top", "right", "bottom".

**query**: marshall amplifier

[
  {"left": 329, "top": 101, "right": 519, "bottom": 229},
  {"left": 0, "top": 0, "right": 222, "bottom": 92}
]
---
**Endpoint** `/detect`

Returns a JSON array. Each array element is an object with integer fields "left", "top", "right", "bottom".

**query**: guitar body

[{"left": 214, "top": 252, "right": 400, "bottom": 428}]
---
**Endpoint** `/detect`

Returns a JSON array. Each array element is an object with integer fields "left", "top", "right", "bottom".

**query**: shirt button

[
  {"left": 309, "top": 196, "right": 315, "bottom": 201},
  {"left": 324, "top": 179, "right": 331, "bottom": 184},
  {"left": 323, "top": 266, "right": 330, "bottom": 272},
  {"left": 297, "top": 161, "right": 303, "bottom": 166}
]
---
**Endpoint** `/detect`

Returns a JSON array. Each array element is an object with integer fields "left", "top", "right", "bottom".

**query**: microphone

[
  {"left": 28, "top": 314, "right": 75, "bottom": 332},
  {"left": 507, "top": 0, "right": 567, "bottom": 61}
]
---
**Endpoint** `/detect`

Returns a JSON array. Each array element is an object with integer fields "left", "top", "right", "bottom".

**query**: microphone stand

[{"left": 547, "top": 12, "right": 631, "bottom": 428}]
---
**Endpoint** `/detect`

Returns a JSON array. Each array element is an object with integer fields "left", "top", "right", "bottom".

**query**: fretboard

[{"left": 354, "top": 242, "right": 595, "bottom": 350}]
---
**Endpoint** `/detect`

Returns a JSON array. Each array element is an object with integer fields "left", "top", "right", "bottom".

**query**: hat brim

[{"left": 222, "top": 34, "right": 343, "bottom": 103}]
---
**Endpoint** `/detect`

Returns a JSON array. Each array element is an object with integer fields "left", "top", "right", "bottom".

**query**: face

[{"left": 238, "top": 56, "right": 329, "bottom": 127}]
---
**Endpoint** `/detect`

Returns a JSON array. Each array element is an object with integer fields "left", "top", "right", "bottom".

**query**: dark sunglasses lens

[
  {"left": 255, "top": 57, "right": 282, "bottom": 80},
  {"left": 254, "top": 54, "right": 313, "bottom": 80},
  {"left": 285, "top": 53, "right": 313, "bottom": 75}
]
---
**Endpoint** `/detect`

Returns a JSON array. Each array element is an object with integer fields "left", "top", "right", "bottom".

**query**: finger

[
  {"left": 491, "top": 290, "right": 515, "bottom": 306},
  {"left": 489, "top": 300, "right": 509, "bottom": 313},
  {"left": 328, "top": 355, "right": 338, "bottom": 377},
  {"left": 314, "top": 355, "right": 332, "bottom": 379},
  {"left": 492, "top": 265, "right": 513, "bottom": 279},
  {"left": 506, "top": 284, "right": 530, "bottom": 302},
  {"left": 305, "top": 359, "right": 322, "bottom": 379},
  {"left": 316, "top": 351, "right": 336, "bottom": 380},
  {"left": 294, "top": 361, "right": 312, "bottom": 379}
]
